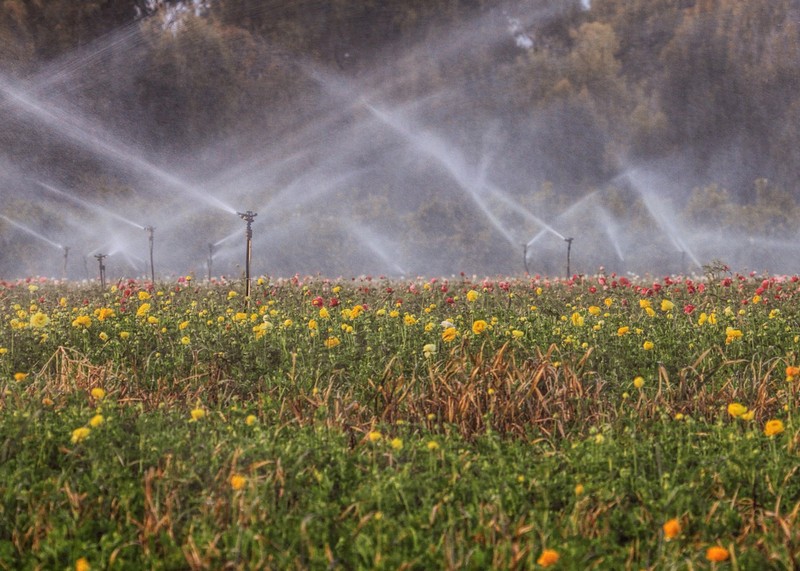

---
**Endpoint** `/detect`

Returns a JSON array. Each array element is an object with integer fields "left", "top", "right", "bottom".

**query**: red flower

[
  {"left": 312, "top": 296, "right": 324, "bottom": 307},
  {"left": 329, "top": 298, "right": 339, "bottom": 307},
  {"left": 683, "top": 304, "right": 695, "bottom": 314}
]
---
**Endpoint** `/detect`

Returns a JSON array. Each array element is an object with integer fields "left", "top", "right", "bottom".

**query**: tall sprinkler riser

[
  {"left": 144, "top": 225, "right": 155, "bottom": 283},
  {"left": 94, "top": 253, "right": 107, "bottom": 289},
  {"left": 237, "top": 210, "right": 257, "bottom": 300},
  {"left": 565, "top": 237, "right": 574, "bottom": 280}
]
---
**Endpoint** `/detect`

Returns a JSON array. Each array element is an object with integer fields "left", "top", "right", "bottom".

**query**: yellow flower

[
  {"left": 639, "top": 299, "right": 651, "bottom": 309},
  {"left": 727, "top": 403, "right": 747, "bottom": 418},
  {"left": 147, "top": 316, "right": 158, "bottom": 325},
  {"left": 190, "top": 408, "right": 205, "bottom": 421},
  {"left": 181, "top": 336, "right": 190, "bottom": 345},
  {"left": 764, "top": 419, "right": 784, "bottom": 437},
  {"left": 426, "top": 441, "right": 439, "bottom": 451},
  {"left": 642, "top": 340, "right": 654, "bottom": 351},
  {"left": 662, "top": 518, "right": 681, "bottom": 540},
  {"left": 71, "top": 427, "right": 91, "bottom": 444},
  {"left": 725, "top": 327, "right": 743, "bottom": 344},
  {"left": 698, "top": 312, "right": 708, "bottom": 325},
  {"left": 96, "top": 307, "right": 115, "bottom": 321},
  {"left": 511, "top": 329, "right": 524, "bottom": 339},
  {"left": 588, "top": 306, "right": 601, "bottom": 316},
  {"left": 741, "top": 410, "right": 755, "bottom": 421},
  {"left": 537, "top": 549, "right": 559, "bottom": 567},
  {"left": 308, "top": 319, "right": 318, "bottom": 330},
  {"left": 472, "top": 320, "right": 488, "bottom": 335},
  {"left": 98, "top": 332, "right": 109, "bottom": 342},
  {"left": 136, "top": 303, "right": 151, "bottom": 317},
  {"left": 72, "top": 315, "right": 92, "bottom": 328},
  {"left": 14, "top": 372, "right": 28, "bottom": 382},
  {"left": 178, "top": 320, "right": 189, "bottom": 330},
  {"left": 91, "top": 387, "right": 105, "bottom": 400},
  {"left": 403, "top": 314, "right": 418, "bottom": 326},
  {"left": 617, "top": 326, "right": 629, "bottom": 336},
  {"left": 138, "top": 291, "right": 151, "bottom": 300},
  {"left": 367, "top": 430, "right": 382, "bottom": 443},
  {"left": 245, "top": 414, "right": 257, "bottom": 426},
  {"left": 604, "top": 297, "right": 613, "bottom": 307},
  {"left": 660, "top": 299, "right": 674, "bottom": 312},
  {"left": 389, "top": 310, "right": 400, "bottom": 318},
  {"left": 466, "top": 290, "right": 479, "bottom": 302},
  {"left": 75, "top": 557, "right": 91, "bottom": 571},
  {"left": 705, "top": 546, "right": 730, "bottom": 562},
  {"left": 570, "top": 312, "right": 584, "bottom": 327},
  {"left": 422, "top": 343, "right": 437, "bottom": 358},
  {"left": 89, "top": 414, "right": 104, "bottom": 428},
  {"left": 227, "top": 290, "right": 238, "bottom": 299},
  {"left": 319, "top": 307, "right": 330, "bottom": 319},
  {"left": 230, "top": 474, "right": 247, "bottom": 491},
  {"left": 324, "top": 336, "right": 341, "bottom": 349},
  {"left": 442, "top": 327, "right": 458, "bottom": 343},
  {"left": 29, "top": 311, "right": 49, "bottom": 328},
  {"left": 574, "top": 483, "right": 585, "bottom": 496},
  {"left": 390, "top": 438, "right": 403, "bottom": 450},
  {"left": 633, "top": 376, "right": 644, "bottom": 389},
  {"left": 645, "top": 307, "right": 656, "bottom": 317},
  {"left": 119, "top": 331, "right": 130, "bottom": 340}
]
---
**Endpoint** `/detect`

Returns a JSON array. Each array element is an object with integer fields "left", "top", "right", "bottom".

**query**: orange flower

[
  {"left": 662, "top": 518, "right": 681, "bottom": 540},
  {"left": 705, "top": 545, "right": 730, "bottom": 562},
  {"left": 537, "top": 549, "right": 559, "bottom": 567},
  {"left": 786, "top": 366, "right": 800, "bottom": 381}
]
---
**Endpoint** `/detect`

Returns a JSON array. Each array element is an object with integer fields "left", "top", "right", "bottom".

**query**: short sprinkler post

[
  {"left": 564, "top": 237, "right": 574, "bottom": 280},
  {"left": 522, "top": 243, "right": 530, "bottom": 275},
  {"left": 94, "top": 253, "right": 107, "bottom": 289},
  {"left": 207, "top": 243, "right": 214, "bottom": 281},
  {"left": 237, "top": 210, "right": 257, "bottom": 300},
  {"left": 144, "top": 225, "right": 155, "bottom": 283},
  {"left": 62, "top": 245, "right": 69, "bottom": 280}
]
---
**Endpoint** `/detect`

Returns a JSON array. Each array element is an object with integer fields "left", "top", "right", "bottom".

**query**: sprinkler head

[
  {"left": 237, "top": 210, "right": 257, "bottom": 223},
  {"left": 565, "top": 237, "right": 574, "bottom": 244}
]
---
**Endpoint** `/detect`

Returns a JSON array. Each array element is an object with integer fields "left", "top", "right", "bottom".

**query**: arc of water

[
  {"left": 37, "top": 181, "right": 145, "bottom": 230},
  {"left": 0, "top": 213, "right": 63, "bottom": 250},
  {"left": 0, "top": 77, "right": 236, "bottom": 214}
]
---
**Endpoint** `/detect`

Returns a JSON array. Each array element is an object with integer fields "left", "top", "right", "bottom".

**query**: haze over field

[{"left": 1, "top": 0, "right": 799, "bottom": 279}]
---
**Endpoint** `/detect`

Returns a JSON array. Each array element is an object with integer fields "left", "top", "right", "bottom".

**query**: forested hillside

[{"left": 1, "top": 0, "right": 799, "bottom": 277}]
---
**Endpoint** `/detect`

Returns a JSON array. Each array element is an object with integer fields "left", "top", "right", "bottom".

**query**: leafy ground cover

[{"left": 1, "top": 271, "right": 798, "bottom": 569}]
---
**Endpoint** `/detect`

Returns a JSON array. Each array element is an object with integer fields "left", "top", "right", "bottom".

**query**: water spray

[
  {"left": 237, "top": 210, "right": 257, "bottom": 300},
  {"left": 94, "top": 253, "right": 107, "bottom": 288},
  {"left": 207, "top": 243, "right": 214, "bottom": 281},
  {"left": 144, "top": 225, "right": 155, "bottom": 283},
  {"left": 62, "top": 245, "right": 69, "bottom": 279},
  {"left": 564, "top": 237, "right": 574, "bottom": 279}
]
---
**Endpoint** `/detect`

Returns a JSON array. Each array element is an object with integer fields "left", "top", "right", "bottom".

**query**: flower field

[{"left": 1, "top": 271, "right": 798, "bottom": 569}]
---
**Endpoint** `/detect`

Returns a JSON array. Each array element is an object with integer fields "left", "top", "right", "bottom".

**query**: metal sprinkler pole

[
  {"left": 565, "top": 237, "right": 574, "bottom": 280},
  {"left": 237, "top": 211, "right": 257, "bottom": 300},
  {"left": 94, "top": 253, "right": 107, "bottom": 289},
  {"left": 207, "top": 243, "right": 214, "bottom": 281},
  {"left": 522, "top": 243, "right": 530, "bottom": 275},
  {"left": 144, "top": 226, "right": 155, "bottom": 283},
  {"left": 62, "top": 246, "right": 69, "bottom": 280}
]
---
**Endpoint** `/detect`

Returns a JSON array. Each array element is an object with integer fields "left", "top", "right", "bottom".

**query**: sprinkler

[
  {"left": 522, "top": 243, "right": 530, "bottom": 275},
  {"left": 237, "top": 210, "right": 257, "bottom": 300},
  {"left": 207, "top": 243, "right": 214, "bottom": 281},
  {"left": 94, "top": 253, "right": 107, "bottom": 288},
  {"left": 62, "top": 246, "right": 69, "bottom": 280},
  {"left": 564, "top": 237, "right": 574, "bottom": 279},
  {"left": 144, "top": 225, "right": 155, "bottom": 283}
]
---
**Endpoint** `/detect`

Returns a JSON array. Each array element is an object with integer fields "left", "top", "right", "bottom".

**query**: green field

[{"left": 1, "top": 273, "right": 798, "bottom": 569}]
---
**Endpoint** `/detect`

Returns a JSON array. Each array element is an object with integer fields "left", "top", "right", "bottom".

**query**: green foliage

[{"left": 0, "top": 276, "right": 799, "bottom": 567}]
